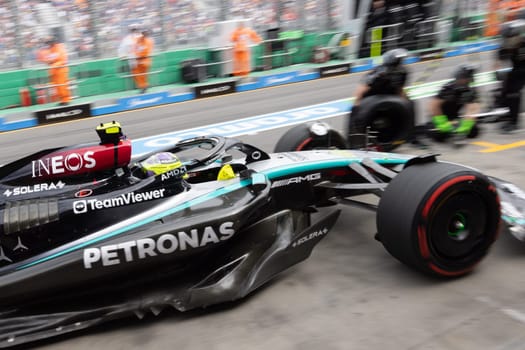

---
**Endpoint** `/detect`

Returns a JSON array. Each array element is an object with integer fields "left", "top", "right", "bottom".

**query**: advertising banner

[
  {"left": 35, "top": 103, "right": 92, "bottom": 125},
  {"left": 319, "top": 63, "right": 351, "bottom": 78},
  {"left": 195, "top": 81, "right": 237, "bottom": 99}
]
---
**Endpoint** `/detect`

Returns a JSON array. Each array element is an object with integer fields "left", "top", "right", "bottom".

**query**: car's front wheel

[
  {"left": 274, "top": 122, "right": 347, "bottom": 152},
  {"left": 377, "top": 161, "right": 501, "bottom": 277}
]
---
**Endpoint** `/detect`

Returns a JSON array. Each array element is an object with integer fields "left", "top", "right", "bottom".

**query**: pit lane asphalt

[{"left": 5, "top": 50, "right": 525, "bottom": 350}]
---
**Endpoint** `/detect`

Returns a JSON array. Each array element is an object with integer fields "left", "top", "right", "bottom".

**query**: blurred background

[
  {"left": 0, "top": 0, "right": 521, "bottom": 109},
  {"left": 0, "top": 0, "right": 513, "bottom": 68}
]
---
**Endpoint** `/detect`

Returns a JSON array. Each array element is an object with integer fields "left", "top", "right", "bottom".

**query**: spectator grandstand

[{"left": 0, "top": 0, "right": 490, "bottom": 70}]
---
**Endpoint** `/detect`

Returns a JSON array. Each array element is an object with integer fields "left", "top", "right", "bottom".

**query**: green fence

[{"left": 0, "top": 32, "right": 336, "bottom": 110}]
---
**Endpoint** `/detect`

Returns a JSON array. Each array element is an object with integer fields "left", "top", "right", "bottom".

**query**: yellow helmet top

[{"left": 141, "top": 152, "right": 186, "bottom": 176}]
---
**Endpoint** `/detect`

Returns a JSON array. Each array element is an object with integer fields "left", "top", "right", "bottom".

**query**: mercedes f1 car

[{"left": 0, "top": 121, "right": 515, "bottom": 347}]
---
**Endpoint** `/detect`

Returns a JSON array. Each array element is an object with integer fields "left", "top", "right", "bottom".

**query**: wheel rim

[
  {"left": 428, "top": 191, "right": 488, "bottom": 260},
  {"left": 447, "top": 212, "right": 469, "bottom": 241},
  {"left": 370, "top": 111, "right": 401, "bottom": 143}
]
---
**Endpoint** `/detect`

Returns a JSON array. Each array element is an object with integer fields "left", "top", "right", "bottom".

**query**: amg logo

[
  {"left": 271, "top": 173, "right": 322, "bottom": 188},
  {"left": 83, "top": 222, "right": 235, "bottom": 268}
]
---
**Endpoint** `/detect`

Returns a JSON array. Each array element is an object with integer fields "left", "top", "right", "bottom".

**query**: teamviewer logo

[{"left": 73, "top": 200, "right": 88, "bottom": 214}]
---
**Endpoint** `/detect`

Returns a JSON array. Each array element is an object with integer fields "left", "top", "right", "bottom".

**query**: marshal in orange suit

[
  {"left": 133, "top": 30, "right": 154, "bottom": 93},
  {"left": 230, "top": 22, "right": 262, "bottom": 77},
  {"left": 44, "top": 37, "right": 71, "bottom": 105}
]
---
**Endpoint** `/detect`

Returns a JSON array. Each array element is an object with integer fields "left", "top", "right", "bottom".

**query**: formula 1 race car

[{"left": 0, "top": 121, "right": 508, "bottom": 347}]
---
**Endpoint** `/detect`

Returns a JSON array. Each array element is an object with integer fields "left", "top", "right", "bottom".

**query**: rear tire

[
  {"left": 274, "top": 123, "right": 347, "bottom": 152},
  {"left": 377, "top": 161, "right": 500, "bottom": 277},
  {"left": 349, "top": 95, "right": 414, "bottom": 151}
]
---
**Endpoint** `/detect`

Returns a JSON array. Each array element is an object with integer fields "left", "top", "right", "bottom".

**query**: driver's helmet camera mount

[{"left": 96, "top": 121, "right": 124, "bottom": 145}]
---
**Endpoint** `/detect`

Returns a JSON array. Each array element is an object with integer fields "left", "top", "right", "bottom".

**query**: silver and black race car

[{"left": 0, "top": 121, "right": 510, "bottom": 347}]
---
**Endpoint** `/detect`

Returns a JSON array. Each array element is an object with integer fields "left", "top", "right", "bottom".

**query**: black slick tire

[
  {"left": 349, "top": 95, "right": 414, "bottom": 151},
  {"left": 274, "top": 123, "right": 347, "bottom": 152},
  {"left": 377, "top": 161, "right": 500, "bottom": 277}
]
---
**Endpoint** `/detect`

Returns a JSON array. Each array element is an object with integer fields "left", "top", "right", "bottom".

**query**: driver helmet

[
  {"left": 500, "top": 19, "right": 525, "bottom": 49},
  {"left": 141, "top": 152, "right": 186, "bottom": 177},
  {"left": 382, "top": 48, "right": 408, "bottom": 68},
  {"left": 454, "top": 64, "right": 476, "bottom": 85}
]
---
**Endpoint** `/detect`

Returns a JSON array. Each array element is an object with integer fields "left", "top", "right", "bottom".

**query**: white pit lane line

[
  {"left": 476, "top": 296, "right": 525, "bottom": 324},
  {"left": 501, "top": 309, "right": 525, "bottom": 324}
]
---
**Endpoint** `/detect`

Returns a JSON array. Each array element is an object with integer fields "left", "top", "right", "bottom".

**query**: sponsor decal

[
  {"left": 73, "top": 189, "right": 166, "bottom": 214},
  {"left": 271, "top": 173, "right": 322, "bottom": 188},
  {"left": 282, "top": 152, "right": 308, "bottom": 161},
  {"left": 118, "top": 92, "right": 169, "bottom": 109},
  {"left": 418, "top": 48, "right": 444, "bottom": 62},
  {"left": 195, "top": 81, "right": 236, "bottom": 98},
  {"left": 319, "top": 63, "right": 350, "bottom": 78},
  {"left": 3, "top": 181, "right": 65, "bottom": 197},
  {"left": 35, "top": 103, "right": 92, "bottom": 125},
  {"left": 292, "top": 227, "right": 329, "bottom": 248},
  {"left": 32, "top": 151, "right": 96, "bottom": 178},
  {"left": 161, "top": 167, "right": 187, "bottom": 181},
  {"left": 502, "top": 183, "right": 525, "bottom": 200},
  {"left": 75, "top": 189, "right": 93, "bottom": 198},
  {"left": 259, "top": 72, "right": 299, "bottom": 87},
  {"left": 83, "top": 221, "right": 235, "bottom": 268}
]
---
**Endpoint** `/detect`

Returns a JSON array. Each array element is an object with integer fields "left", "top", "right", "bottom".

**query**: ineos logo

[{"left": 31, "top": 151, "right": 96, "bottom": 177}]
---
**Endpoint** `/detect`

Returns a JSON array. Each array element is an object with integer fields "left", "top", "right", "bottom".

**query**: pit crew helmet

[
  {"left": 141, "top": 152, "right": 187, "bottom": 177},
  {"left": 454, "top": 64, "right": 476, "bottom": 84},
  {"left": 500, "top": 19, "right": 525, "bottom": 49},
  {"left": 382, "top": 48, "right": 408, "bottom": 68},
  {"left": 501, "top": 19, "right": 525, "bottom": 38}
]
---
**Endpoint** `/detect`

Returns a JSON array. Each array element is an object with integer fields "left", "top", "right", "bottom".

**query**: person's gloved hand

[
  {"left": 455, "top": 118, "right": 476, "bottom": 135},
  {"left": 432, "top": 115, "right": 454, "bottom": 133}
]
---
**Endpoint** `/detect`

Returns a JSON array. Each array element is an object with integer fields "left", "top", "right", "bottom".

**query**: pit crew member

[
  {"left": 429, "top": 65, "right": 480, "bottom": 138},
  {"left": 497, "top": 19, "right": 525, "bottom": 133}
]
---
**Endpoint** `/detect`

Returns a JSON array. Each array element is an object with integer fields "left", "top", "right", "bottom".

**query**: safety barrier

[
  {"left": 27, "top": 63, "right": 85, "bottom": 104},
  {"left": 196, "top": 49, "right": 233, "bottom": 79},
  {"left": 365, "top": 23, "right": 404, "bottom": 57},
  {"left": 257, "top": 32, "right": 304, "bottom": 69},
  {"left": 456, "top": 18, "right": 486, "bottom": 41},
  {"left": 312, "top": 32, "right": 356, "bottom": 62},
  {"left": 407, "top": 17, "right": 453, "bottom": 50},
  {"left": 116, "top": 53, "right": 167, "bottom": 91}
]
